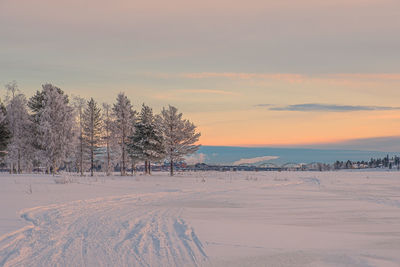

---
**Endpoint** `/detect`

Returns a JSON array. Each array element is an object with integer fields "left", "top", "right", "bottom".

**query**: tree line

[
  {"left": 0, "top": 81, "right": 201, "bottom": 176},
  {"left": 333, "top": 155, "right": 400, "bottom": 170}
]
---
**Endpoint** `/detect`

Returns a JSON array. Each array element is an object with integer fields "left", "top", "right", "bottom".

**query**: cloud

[
  {"left": 184, "top": 153, "right": 206, "bottom": 165},
  {"left": 176, "top": 89, "right": 239, "bottom": 96},
  {"left": 181, "top": 72, "right": 305, "bottom": 83},
  {"left": 254, "top": 104, "right": 273, "bottom": 107},
  {"left": 152, "top": 89, "right": 239, "bottom": 100},
  {"left": 299, "top": 136, "right": 400, "bottom": 153},
  {"left": 328, "top": 73, "right": 400, "bottom": 81},
  {"left": 233, "top": 156, "right": 279, "bottom": 165},
  {"left": 151, "top": 72, "right": 400, "bottom": 85},
  {"left": 266, "top": 103, "right": 400, "bottom": 112}
]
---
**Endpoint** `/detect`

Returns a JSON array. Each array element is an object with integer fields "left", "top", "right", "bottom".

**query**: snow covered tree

[
  {"left": 102, "top": 102, "right": 114, "bottom": 175},
  {"left": 39, "top": 84, "right": 75, "bottom": 175},
  {"left": 112, "top": 93, "right": 135, "bottom": 176},
  {"left": 72, "top": 96, "right": 87, "bottom": 175},
  {"left": 28, "top": 84, "right": 67, "bottom": 169},
  {"left": 0, "top": 100, "right": 10, "bottom": 159},
  {"left": 158, "top": 105, "right": 201, "bottom": 176},
  {"left": 5, "top": 82, "right": 31, "bottom": 173},
  {"left": 82, "top": 98, "right": 102, "bottom": 176},
  {"left": 128, "top": 104, "right": 164, "bottom": 175}
]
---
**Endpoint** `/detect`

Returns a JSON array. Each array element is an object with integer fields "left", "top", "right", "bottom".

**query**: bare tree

[{"left": 73, "top": 96, "right": 87, "bottom": 176}]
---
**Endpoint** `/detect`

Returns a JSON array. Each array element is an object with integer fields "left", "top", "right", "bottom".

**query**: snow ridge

[{"left": 0, "top": 192, "right": 208, "bottom": 267}]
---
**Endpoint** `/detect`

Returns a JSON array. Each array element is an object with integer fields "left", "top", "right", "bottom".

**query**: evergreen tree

[
  {"left": 82, "top": 98, "right": 102, "bottom": 176},
  {"left": 128, "top": 104, "right": 164, "bottom": 175},
  {"left": 102, "top": 103, "right": 114, "bottom": 175},
  {"left": 112, "top": 93, "right": 135, "bottom": 176},
  {"left": 158, "top": 105, "right": 201, "bottom": 176},
  {"left": 39, "top": 84, "right": 75, "bottom": 175}
]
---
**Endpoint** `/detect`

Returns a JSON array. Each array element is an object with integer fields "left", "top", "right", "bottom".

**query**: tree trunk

[
  {"left": 91, "top": 147, "right": 94, "bottom": 176},
  {"left": 106, "top": 141, "right": 110, "bottom": 176},
  {"left": 80, "top": 136, "right": 83, "bottom": 176},
  {"left": 170, "top": 159, "right": 174, "bottom": 176},
  {"left": 144, "top": 160, "right": 148, "bottom": 175},
  {"left": 17, "top": 149, "right": 21, "bottom": 173},
  {"left": 148, "top": 161, "right": 151, "bottom": 175},
  {"left": 52, "top": 160, "right": 56, "bottom": 176},
  {"left": 121, "top": 137, "right": 125, "bottom": 176}
]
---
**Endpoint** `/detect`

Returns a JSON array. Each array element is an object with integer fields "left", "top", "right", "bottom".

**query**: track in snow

[{"left": 0, "top": 192, "right": 208, "bottom": 267}]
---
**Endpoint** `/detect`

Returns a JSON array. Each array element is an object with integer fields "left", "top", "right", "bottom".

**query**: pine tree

[
  {"left": 39, "top": 84, "right": 75, "bottom": 175},
  {"left": 102, "top": 103, "right": 114, "bottom": 176},
  {"left": 112, "top": 93, "right": 135, "bottom": 176},
  {"left": 158, "top": 105, "right": 201, "bottom": 176},
  {"left": 5, "top": 82, "right": 31, "bottom": 173},
  {"left": 128, "top": 104, "right": 164, "bottom": 175},
  {"left": 82, "top": 98, "right": 102, "bottom": 176}
]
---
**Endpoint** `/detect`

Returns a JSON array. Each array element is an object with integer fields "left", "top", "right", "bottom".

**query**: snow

[{"left": 0, "top": 171, "right": 399, "bottom": 266}]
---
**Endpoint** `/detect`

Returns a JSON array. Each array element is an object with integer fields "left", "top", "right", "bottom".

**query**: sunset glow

[{"left": 1, "top": 0, "right": 400, "bottom": 146}]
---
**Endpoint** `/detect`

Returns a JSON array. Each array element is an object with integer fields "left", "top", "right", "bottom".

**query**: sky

[{"left": 1, "top": 0, "right": 400, "bottom": 147}]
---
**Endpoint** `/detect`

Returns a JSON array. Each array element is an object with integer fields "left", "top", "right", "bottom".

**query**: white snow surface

[{"left": 0, "top": 171, "right": 399, "bottom": 266}]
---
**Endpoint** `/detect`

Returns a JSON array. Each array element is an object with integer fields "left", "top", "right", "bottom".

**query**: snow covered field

[{"left": 0, "top": 171, "right": 399, "bottom": 267}]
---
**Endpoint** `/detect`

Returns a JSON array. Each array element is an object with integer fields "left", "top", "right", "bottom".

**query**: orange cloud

[{"left": 175, "top": 89, "right": 239, "bottom": 96}]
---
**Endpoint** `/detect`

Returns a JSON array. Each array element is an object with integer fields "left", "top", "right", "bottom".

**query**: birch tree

[
  {"left": 112, "top": 93, "right": 135, "bottom": 176},
  {"left": 82, "top": 98, "right": 102, "bottom": 176},
  {"left": 73, "top": 96, "right": 87, "bottom": 175},
  {"left": 5, "top": 82, "right": 31, "bottom": 173},
  {"left": 158, "top": 105, "right": 201, "bottom": 176}
]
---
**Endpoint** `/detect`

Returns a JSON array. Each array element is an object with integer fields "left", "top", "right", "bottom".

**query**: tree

[
  {"left": 158, "top": 105, "right": 201, "bottom": 176},
  {"left": 102, "top": 103, "right": 114, "bottom": 175},
  {"left": 112, "top": 93, "right": 135, "bottom": 176},
  {"left": 0, "top": 100, "right": 10, "bottom": 159},
  {"left": 28, "top": 84, "right": 67, "bottom": 169},
  {"left": 73, "top": 96, "right": 87, "bottom": 175},
  {"left": 5, "top": 82, "right": 31, "bottom": 173},
  {"left": 82, "top": 98, "right": 102, "bottom": 176},
  {"left": 39, "top": 84, "right": 75, "bottom": 175},
  {"left": 128, "top": 104, "right": 164, "bottom": 175}
]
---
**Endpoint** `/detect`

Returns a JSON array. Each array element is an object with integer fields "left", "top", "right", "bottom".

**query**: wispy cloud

[
  {"left": 145, "top": 72, "right": 400, "bottom": 84},
  {"left": 152, "top": 88, "right": 239, "bottom": 100},
  {"left": 181, "top": 72, "right": 305, "bottom": 83},
  {"left": 176, "top": 89, "right": 239, "bottom": 96},
  {"left": 262, "top": 103, "right": 400, "bottom": 112},
  {"left": 254, "top": 104, "right": 273, "bottom": 107},
  {"left": 328, "top": 73, "right": 400, "bottom": 81},
  {"left": 183, "top": 72, "right": 400, "bottom": 81}
]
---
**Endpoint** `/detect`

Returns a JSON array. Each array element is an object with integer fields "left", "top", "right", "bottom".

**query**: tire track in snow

[{"left": 0, "top": 192, "right": 208, "bottom": 267}]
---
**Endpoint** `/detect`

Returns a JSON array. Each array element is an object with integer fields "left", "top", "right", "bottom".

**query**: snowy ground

[{"left": 0, "top": 171, "right": 399, "bottom": 266}]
